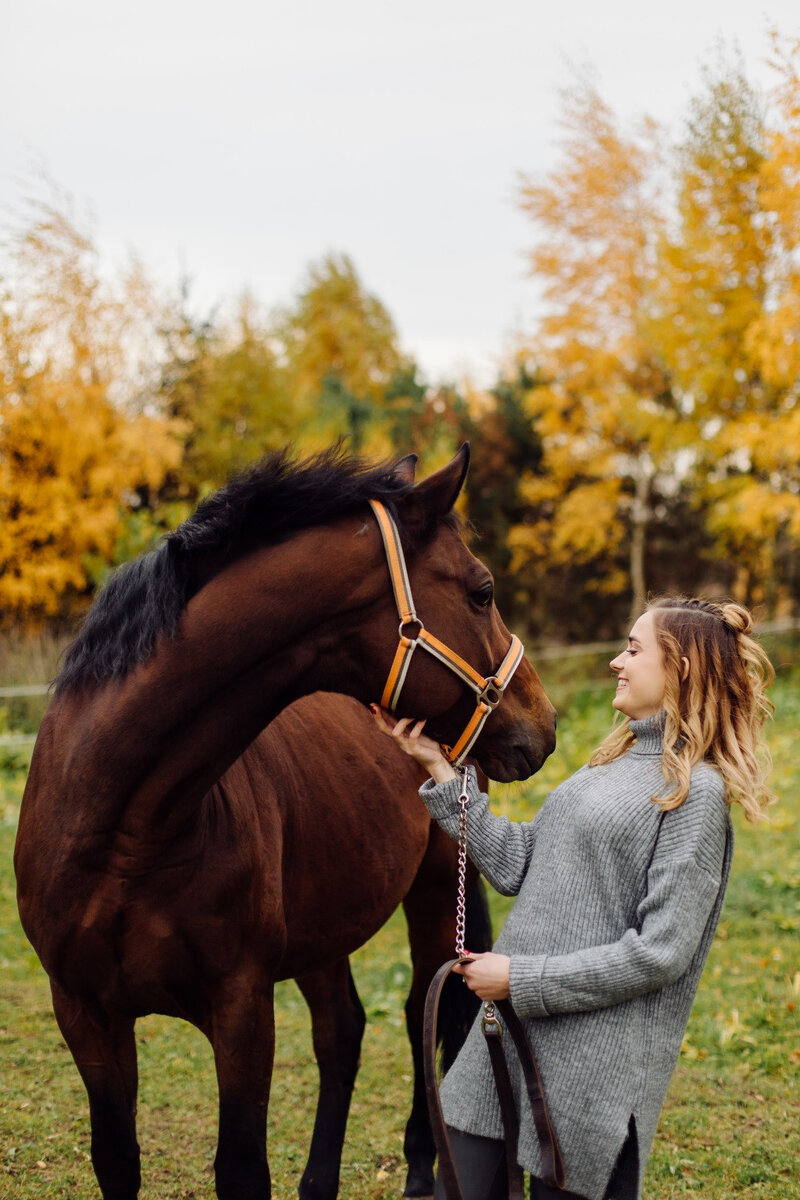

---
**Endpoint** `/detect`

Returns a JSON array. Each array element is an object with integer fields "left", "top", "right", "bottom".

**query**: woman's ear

[{"left": 681, "top": 656, "right": 690, "bottom": 681}]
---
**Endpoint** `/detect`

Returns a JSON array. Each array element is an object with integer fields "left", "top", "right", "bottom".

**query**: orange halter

[{"left": 369, "top": 499, "right": 525, "bottom": 767}]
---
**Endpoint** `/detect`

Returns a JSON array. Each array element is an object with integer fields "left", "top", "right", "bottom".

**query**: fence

[{"left": 1, "top": 619, "right": 798, "bottom": 750}]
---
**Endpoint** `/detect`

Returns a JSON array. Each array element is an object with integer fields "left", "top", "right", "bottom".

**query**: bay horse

[{"left": 15, "top": 444, "right": 556, "bottom": 1200}]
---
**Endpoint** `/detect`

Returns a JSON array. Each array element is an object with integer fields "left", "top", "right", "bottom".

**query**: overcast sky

[{"left": 2, "top": 2, "right": 797, "bottom": 386}]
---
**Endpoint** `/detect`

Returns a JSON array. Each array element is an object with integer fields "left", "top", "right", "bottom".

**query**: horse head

[
  {"left": 362, "top": 445, "right": 557, "bottom": 783},
  {"left": 46, "top": 443, "right": 554, "bottom": 797}
]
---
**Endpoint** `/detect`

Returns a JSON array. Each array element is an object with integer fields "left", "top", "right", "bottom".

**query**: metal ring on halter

[
  {"left": 477, "top": 679, "right": 503, "bottom": 710},
  {"left": 398, "top": 617, "right": 423, "bottom": 642}
]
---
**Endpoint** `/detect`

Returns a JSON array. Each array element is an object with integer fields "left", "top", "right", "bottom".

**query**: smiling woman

[
  {"left": 609, "top": 611, "right": 669, "bottom": 721},
  {"left": 594, "top": 597, "right": 774, "bottom": 823},
  {"left": 373, "top": 594, "right": 775, "bottom": 1200}
]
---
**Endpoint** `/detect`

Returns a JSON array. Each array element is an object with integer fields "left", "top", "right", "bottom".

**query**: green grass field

[{"left": 1, "top": 659, "right": 798, "bottom": 1199}]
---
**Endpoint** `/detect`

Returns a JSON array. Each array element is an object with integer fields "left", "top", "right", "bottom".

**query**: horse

[{"left": 15, "top": 444, "right": 557, "bottom": 1200}]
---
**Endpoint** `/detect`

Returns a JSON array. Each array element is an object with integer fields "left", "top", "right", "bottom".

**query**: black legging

[{"left": 433, "top": 1121, "right": 639, "bottom": 1200}]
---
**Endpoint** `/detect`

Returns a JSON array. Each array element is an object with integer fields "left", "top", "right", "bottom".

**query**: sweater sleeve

[
  {"left": 509, "top": 769, "right": 730, "bottom": 1017},
  {"left": 420, "top": 771, "right": 539, "bottom": 897}
]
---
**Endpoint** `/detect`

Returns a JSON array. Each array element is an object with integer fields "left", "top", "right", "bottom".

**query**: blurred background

[
  {"left": 2, "top": 7, "right": 799, "bottom": 1196},
  {"left": 2, "top": 3, "right": 800, "bottom": 654}
]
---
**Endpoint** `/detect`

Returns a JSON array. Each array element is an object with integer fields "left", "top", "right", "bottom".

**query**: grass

[{"left": 1, "top": 650, "right": 798, "bottom": 1199}]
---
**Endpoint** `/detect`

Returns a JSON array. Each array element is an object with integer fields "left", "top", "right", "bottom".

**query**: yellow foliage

[
  {"left": 513, "top": 42, "right": 800, "bottom": 613},
  {"left": 705, "top": 479, "right": 800, "bottom": 549},
  {"left": 749, "top": 34, "right": 800, "bottom": 391},
  {"left": 0, "top": 387, "right": 181, "bottom": 622},
  {"left": 0, "top": 193, "right": 183, "bottom": 624},
  {"left": 550, "top": 480, "right": 625, "bottom": 563},
  {"left": 512, "top": 81, "right": 682, "bottom": 611},
  {"left": 519, "top": 84, "right": 661, "bottom": 346},
  {"left": 277, "top": 253, "right": 407, "bottom": 453}
]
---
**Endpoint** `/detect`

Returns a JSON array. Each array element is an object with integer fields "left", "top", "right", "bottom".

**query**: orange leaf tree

[
  {"left": 652, "top": 45, "right": 800, "bottom": 612},
  {"left": 513, "top": 38, "right": 800, "bottom": 627},
  {"left": 512, "top": 81, "right": 689, "bottom": 628},
  {"left": 0, "top": 195, "right": 183, "bottom": 625}
]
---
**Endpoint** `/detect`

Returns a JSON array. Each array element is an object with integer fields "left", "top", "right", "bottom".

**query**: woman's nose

[{"left": 609, "top": 653, "right": 623, "bottom": 672}]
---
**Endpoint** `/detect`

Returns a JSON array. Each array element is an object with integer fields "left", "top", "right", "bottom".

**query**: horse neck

[{"left": 61, "top": 518, "right": 388, "bottom": 831}]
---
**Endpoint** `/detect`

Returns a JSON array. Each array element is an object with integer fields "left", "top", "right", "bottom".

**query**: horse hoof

[{"left": 403, "top": 1172, "right": 435, "bottom": 1199}]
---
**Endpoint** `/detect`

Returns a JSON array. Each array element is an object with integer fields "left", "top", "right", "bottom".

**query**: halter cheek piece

[{"left": 368, "top": 500, "right": 525, "bottom": 766}]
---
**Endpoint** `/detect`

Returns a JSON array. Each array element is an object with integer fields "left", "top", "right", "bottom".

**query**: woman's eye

[{"left": 471, "top": 584, "right": 494, "bottom": 609}]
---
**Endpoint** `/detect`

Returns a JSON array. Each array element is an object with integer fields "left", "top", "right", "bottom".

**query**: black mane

[{"left": 55, "top": 447, "right": 414, "bottom": 693}]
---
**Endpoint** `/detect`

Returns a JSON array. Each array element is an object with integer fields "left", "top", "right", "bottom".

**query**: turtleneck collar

[{"left": 628, "top": 711, "right": 666, "bottom": 756}]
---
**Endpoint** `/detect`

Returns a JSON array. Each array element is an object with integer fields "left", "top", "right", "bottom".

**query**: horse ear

[
  {"left": 399, "top": 443, "right": 470, "bottom": 531},
  {"left": 392, "top": 454, "right": 418, "bottom": 485}
]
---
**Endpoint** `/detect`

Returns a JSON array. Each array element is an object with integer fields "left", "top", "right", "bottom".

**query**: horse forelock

[{"left": 54, "top": 446, "right": 424, "bottom": 694}]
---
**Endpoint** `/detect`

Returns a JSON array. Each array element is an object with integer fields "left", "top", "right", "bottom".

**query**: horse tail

[{"left": 438, "top": 876, "right": 493, "bottom": 1071}]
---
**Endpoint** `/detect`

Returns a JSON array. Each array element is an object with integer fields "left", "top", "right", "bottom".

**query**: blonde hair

[{"left": 590, "top": 598, "right": 775, "bottom": 822}]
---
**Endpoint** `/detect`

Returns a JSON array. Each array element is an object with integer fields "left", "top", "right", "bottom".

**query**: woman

[{"left": 372, "top": 597, "right": 773, "bottom": 1200}]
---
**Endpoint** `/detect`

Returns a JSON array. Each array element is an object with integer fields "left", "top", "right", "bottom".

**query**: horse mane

[{"left": 55, "top": 446, "right": 416, "bottom": 694}]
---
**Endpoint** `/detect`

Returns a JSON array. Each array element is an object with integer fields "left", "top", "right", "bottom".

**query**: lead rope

[
  {"left": 423, "top": 764, "right": 567, "bottom": 1200},
  {"left": 454, "top": 766, "right": 471, "bottom": 959}
]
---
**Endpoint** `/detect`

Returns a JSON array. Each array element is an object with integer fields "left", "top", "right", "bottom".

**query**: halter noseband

[{"left": 369, "top": 499, "right": 525, "bottom": 767}]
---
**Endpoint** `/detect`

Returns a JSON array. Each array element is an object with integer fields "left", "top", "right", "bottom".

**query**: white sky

[{"left": 1, "top": 1, "right": 797, "bottom": 386}]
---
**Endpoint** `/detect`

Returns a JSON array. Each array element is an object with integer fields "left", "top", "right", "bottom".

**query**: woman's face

[{"left": 609, "top": 610, "right": 668, "bottom": 720}]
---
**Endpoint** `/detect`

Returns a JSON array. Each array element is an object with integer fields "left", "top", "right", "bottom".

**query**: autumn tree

[
  {"left": 512, "top": 81, "right": 686, "bottom": 624},
  {"left": 277, "top": 254, "right": 408, "bottom": 455},
  {"left": 653, "top": 46, "right": 800, "bottom": 612},
  {"left": 159, "top": 291, "right": 301, "bottom": 497},
  {"left": 0, "top": 193, "right": 182, "bottom": 623},
  {"left": 752, "top": 32, "right": 800, "bottom": 393},
  {"left": 461, "top": 362, "right": 546, "bottom": 629}
]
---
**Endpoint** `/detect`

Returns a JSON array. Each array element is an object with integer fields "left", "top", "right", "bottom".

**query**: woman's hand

[
  {"left": 452, "top": 952, "right": 511, "bottom": 1001},
  {"left": 369, "top": 705, "right": 458, "bottom": 784}
]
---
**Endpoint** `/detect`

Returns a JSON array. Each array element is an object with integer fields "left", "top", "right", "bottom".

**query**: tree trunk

[{"left": 629, "top": 459, "right": 652, "bottom": 622}]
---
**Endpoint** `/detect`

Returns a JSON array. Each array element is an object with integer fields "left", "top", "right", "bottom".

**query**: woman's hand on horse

[
  {"left": 369, "top": 706, "right": 459, "bottom": 784},
  {"left": 453, "top": 953, "right": 511, "bottom": 1001}
]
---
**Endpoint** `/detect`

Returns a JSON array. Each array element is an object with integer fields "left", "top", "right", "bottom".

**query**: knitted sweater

[{"left": 420, "top": 713, "right": 732, "bottom": 1200}]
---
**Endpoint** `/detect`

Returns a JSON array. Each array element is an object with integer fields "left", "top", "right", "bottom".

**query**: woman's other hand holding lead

[{"left": 453, "top": 953, "right": 511, "bottom": 1001}]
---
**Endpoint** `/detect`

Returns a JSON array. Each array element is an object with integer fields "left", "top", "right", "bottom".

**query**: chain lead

[{"left": 454, "top": 764, "right": 473, "bottom": 957}]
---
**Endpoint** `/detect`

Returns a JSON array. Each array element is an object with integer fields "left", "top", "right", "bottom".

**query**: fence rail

[
  {"left": 531, "top": 617, "right": 800, "bottom": 660},
  {"left": 1, "top": 619, "right": 797, "bottom": 750},
  {"left": 0, "top": 683, "right": 50, "bottom": 698}
]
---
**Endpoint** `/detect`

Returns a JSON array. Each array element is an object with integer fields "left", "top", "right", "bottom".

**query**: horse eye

[{"left": 471, "top": 583, "right": 494, "bottom": 609}]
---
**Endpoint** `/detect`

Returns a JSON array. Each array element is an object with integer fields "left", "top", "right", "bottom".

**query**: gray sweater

[{"left": 420, "top": 713, "right": 732, "bottom": 1200}]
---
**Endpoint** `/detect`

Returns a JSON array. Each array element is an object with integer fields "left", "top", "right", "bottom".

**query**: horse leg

[
  {"left": 401, "top": 881, "right": 452, "bottom": 1199},
  {"left": 401, "top": 830, "right": 492, "bottom": 1198},
  {"left": 210, "top": 983, "right": 275, "bottom": 1200},
  {"left": 295, "top": 958, "right": 366, "bottom": 1200},
  {"left": 50, "top": 981, "right": 140, "bottom": 1200}
]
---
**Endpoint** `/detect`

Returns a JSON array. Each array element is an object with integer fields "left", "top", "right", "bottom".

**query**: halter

[{"left": 368, "top": 499, "right": 525, "bottom": 767}]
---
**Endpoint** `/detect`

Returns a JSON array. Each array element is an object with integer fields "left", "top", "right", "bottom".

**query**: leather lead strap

[
  {"left": 424, "top": 961, "right": 567, "bottom": 1200},
  {"left": 483, "top": 1015, "right": 526, "bottom": 1200},
  {"left": 493, "top": 999, "right": 567, "bottom": 1191},
  {"left": 424, "top": 961, "right": 470, "bottom": 1200}
]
